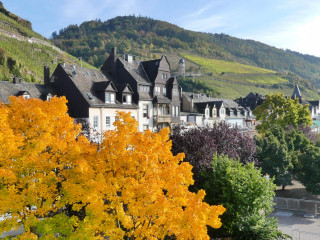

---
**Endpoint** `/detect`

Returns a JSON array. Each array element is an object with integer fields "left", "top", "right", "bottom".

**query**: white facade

[
  {"left": 89, "top": 107, "right": 138, "bottom": 135},
  {"left": 138, "top": 101, "right": 153, "bottom": 131}
]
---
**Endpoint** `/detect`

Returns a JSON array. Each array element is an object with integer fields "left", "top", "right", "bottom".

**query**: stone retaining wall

[{"left": 274, "top": 197, "right": 319, "bottom": 216}]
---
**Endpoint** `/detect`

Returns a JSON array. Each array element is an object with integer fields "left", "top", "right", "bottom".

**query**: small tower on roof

[
  {"left": 291, "top": 84, "right": 302, "bottom": 99},
  {"left": 178, "top": 58, "right": 185, "bottom": 76}
]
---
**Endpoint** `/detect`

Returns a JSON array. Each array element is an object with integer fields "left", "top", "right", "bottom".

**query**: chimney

[
  {"left": 13, "top": 76, "right": 21, "bottom": 84},
  {"left": 44, "top": 66, "right": 50, "bottom": 86},
  {"left": 125, "top": 53, "right": 133, "bottom": 63},
  {"left": 190, "top": 95, "right": 194, "bottom": 112},
  {"left": 111, "top": 47, "right": 117, "bottom": 64}
]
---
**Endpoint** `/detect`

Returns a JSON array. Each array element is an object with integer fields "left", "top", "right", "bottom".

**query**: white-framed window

[
  {"left": 155, "top": 86, "right": 161, "bottom": 95},
  {"left": 143, "top": 105, "right": 148, "bottom": 118},
  {"left": 163, "top": 87, "right": 167, "bottom": 96},
  {"left": 162, "top": 73, "right": 168, "bottom": 80},
  {"left": 143, "top": 125, "right": 148, "bottom": 131},
  {"left": 172, "top": 106, "right": 179, "bottom": 117},
  {"left": 123, "top": 94, "right": 132, "bottom": 104},
  {"left": 212, "top": 109, "right": 216, "bottom": 116},
  {"left": 105, "top": 116, "right": 110, "bottom": 127},
  {"left": 23, "top": 94, "right": 30, "bottom": 100},
  {"left": 205, "top": 109, "right": 209, "bottom": 117},
  {"left": 105, "top": 92, "right": 115, "bottom": 103},
  {"left": 93, "top": 115, "right": 99, "bottom": 129},
  {"left": 221, "top": 108, "right": 225, "bottom": 114}
]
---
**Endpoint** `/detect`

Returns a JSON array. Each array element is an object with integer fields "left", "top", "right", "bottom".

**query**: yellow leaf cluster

[{"left": 0, "top": 98, "right": 225, "bottom": 239}]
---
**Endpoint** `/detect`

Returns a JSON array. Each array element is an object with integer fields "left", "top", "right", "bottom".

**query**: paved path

[{"left": 270, "top": 210, "right": 320, "bottom": 240}]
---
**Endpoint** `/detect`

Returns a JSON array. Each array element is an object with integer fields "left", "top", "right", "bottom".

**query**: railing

[
  {"left": 153, "top": 115, "right": 171, "bottom": 123},
  {"left": 274, "top": 197, "right": 320, "bottom": 216},
  {"left": 278, "top": 224, "right": 320, "bottom": 240}
]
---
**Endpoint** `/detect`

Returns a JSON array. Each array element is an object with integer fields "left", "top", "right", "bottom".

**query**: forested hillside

[
  {"left": 0, "top": 2, "right": 95, "bottom": 83},
  {"left": 52, "top": 16, "right": 320, "bottom": 88}
]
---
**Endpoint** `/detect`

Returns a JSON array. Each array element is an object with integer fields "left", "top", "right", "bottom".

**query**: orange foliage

[{"left": 0, "top": 97, "right": 225, "bottom": 239}]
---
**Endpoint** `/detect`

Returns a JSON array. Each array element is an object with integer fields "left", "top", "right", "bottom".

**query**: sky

[{"left": 2, "top": 0, "right": 320, "bottom": 57}]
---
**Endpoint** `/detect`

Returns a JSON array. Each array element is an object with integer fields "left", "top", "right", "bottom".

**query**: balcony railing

[{"left": 153, "top": 114, "right": 172, "bottom": 123}]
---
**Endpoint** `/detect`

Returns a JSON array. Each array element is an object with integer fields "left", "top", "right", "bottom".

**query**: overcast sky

[{"left": 2, "top": 0, "right": 320, "bottom": 57}]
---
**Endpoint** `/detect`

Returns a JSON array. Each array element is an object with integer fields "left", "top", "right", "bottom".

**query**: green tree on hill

[{"left": 253, "top": 93, "right": 312, "bottom": 134}]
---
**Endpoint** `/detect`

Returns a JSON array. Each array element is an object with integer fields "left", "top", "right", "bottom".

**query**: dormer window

[
  {"left": 23, "top": 93, "right": 30, "bottom": 100},
  {"left": 221, "top": 108, "right": 225, "bottom": 114},
  {"left": 105, "top": 92, "right": 115, "bottom": 103},
  {"left": 163, "top": 87, "right": 167, "bottom": 96},
  {"left": 212, "top": 109, "right": 216, "bottom": 116},
  {"left": 205, "top": 109, "right": 209, "bottom": 118},
  {"left": 47, "top": 94, "right": 52, "bottom": 101},
  {"left": 123, "top": 94, "right": 132, "bottom": 104}
]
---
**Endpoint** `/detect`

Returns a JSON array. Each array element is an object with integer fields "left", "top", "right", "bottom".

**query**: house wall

[
  {"left": 226, "top": 118, "right": 244, "bottom": 128},
  {"left": 89, "top": 107, "right": 138, "bottom": 135},
  {"left": 138, "top": 101, "right": 153, "bottom": 131}
]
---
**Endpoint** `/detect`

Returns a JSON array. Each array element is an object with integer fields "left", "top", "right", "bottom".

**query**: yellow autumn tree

[
  {"left": 0, "top": 96, "right": 94, "bottom": 239},
  {"left": 0, "top": 97, "right": 225, "bottom": 239}
]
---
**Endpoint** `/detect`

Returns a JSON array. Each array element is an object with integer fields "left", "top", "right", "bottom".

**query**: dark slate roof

[
  {"left": 61, "top": 64, "right": 138, "bottom": 109},
  {"left": 194, "top": 102, "right": 209, "bottom": 112},
  {"left": 140, "top": 59, "right": 161, "bottom": 82},
  {"left": 153, "top": 95, "right": 171, "bottom": 104},
  {"left": 118, "top": 58, "right": 151, "bottom": 85},
  {"left": 0, "top": 81, "right": 54, "bottom": 103},
  {"left": 292, "top": 84, "right": 302, "bottom": 99},
  {"left": 308, "top": 100, "right": 319, "bottom": 107},
  {"left": 93, "top": 81, "right": 117, "bottom": 92}
]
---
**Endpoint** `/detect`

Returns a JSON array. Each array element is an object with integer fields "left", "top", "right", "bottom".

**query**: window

[
  {"left": 143, "top": 105, "right": 148, "bottom": 118},
  {"left": 123, "top": 94, "right": 132, "bottom": 104},
  {"left": 212, "top": 109, "right": 216, "bottom": 116},
  {"left": 23, "top": 94, "right": 30, "bottom": 100},
  {"left": 47, "top": 94, "right": 52, "bottom": 101},
  {"left": 205, "top": 109, "right": 209, "bottom": 117},
  {"left": 155, "top": 86, "right": 161, "bottom": 95},
  {"left": 105, "top": 92, "right": 115, "bottom": 103},
  {"left": 172, "top": 106, "right": 179, "bottom": 117},
  {"left": 105, "top": 116, "right": 110, "bottom": 127},
  {"left": 188, "top": 115, "right": 196, "bottom": 123},
  {"left": 162, "top": 73, "right": 168, "bottom": 80},
  {"left": 221, "top": 109, "right": 225, "bottom": 114},
  {"left": 163, "top": 87, "right": 167, "bottom": 96},
  {"left": 93, "top": 115, "right": 99, "bottom": 129},
  {"left": 143, "top": 125, "right": 148, "bottom": 131}
]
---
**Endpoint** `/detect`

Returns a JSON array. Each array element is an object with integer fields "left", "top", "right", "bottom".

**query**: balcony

[{"left": 153, "top": 114, "right": 172, "bottom": 123}]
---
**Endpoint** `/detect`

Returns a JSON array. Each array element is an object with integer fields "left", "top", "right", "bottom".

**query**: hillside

[
  {"left": 0, "top": 2, "right": 95, "bottom": 83},
  {"left": 51, "top": 16, "right": 320, "bottom": 92},
  {"left": 180, "top": 53, "right": 318, "bottom": 99}
]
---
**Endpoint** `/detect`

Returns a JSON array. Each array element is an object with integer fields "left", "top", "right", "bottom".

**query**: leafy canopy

[
  {"left": 253, "top": 93, "right": 312, "bottom": 134},
  {"left": 0, "top": 97, "right": 225, "bottom": 239},
  {"left": 199, "top": 155, "right": 284, "bottom": 240}
]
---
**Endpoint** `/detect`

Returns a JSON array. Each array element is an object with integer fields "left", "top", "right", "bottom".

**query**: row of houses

[{"left": 1, "top": 47, "right": 318, "bottom": 137}]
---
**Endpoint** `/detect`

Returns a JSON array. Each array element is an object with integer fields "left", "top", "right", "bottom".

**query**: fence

[
  {"left": 274, "top": 197, "right": 320, "bottom": 216},
  {"left": 279, "top": 224, "right": 320, "bottom": 240}
]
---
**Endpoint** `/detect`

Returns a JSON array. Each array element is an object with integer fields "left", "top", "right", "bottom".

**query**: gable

[{"left": 158, "top": 56, "right": 171, "bottom": 72}]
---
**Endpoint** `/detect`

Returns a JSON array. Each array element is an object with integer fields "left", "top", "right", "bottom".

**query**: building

[
  {"left": 50, "top": 63, "right": 139, "bottom": 138},
  {"left": 101, "top": 47, "right": 181, "bottom": 131},
  {"left": 180, "top": 92, "right": 255, "bottom": 135},
  {"left": 0, "top": 75, "right": 54, "bottom": 103}
]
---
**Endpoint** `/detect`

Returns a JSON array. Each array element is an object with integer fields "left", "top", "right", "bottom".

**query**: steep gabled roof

[
  {"left": 292, "top": 84, "right": 302, "bottom": 99},
  {"left": 0, "top": 81, "right": 54, "bottom": 103},
  {"left": 59, "top": 64, "right": 137, "bottom": 109},
  {"left": 93, "top": 81, "right": 118, "bottom": 92},
  {"left": 140, "top": 59, "right": 161, "bottom": 82}
]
